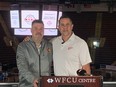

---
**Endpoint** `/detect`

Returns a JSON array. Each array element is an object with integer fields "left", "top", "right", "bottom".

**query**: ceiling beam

[{"left": 0, "top": 2, "right": 11, "bottom": 10}]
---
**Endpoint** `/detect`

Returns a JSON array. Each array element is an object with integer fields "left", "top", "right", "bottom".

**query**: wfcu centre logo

[
  {"left": 47, "top": 78, "right": 54, "bottom": 83},
  {"left": 46, "top": 77, "right": 96, "bottom": 84}
]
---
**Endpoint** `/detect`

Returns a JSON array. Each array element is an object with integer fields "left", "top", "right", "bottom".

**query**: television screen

[
  {"left": 10, "top": 10, "right": 20, "bottom": 28},
  {"left": 14, "top": 28, "right": 58, "bottom": 36},
  {"left": 44, "top": 28, "right": 58, "bottom": 36},
  {"left": 10, "top": 10, "right": 62, "bottom": 36},
  {"left": 58, "top": 11, "right": 62, "bottom": 20},
  {"left": 14, "top": 28, "right": 31, "bottom": 35},
  {"left": 21, "top": 10, "right": 39, "bottom": 28},
  {"left": 42, "top": 11, "right": 57, "bottom": 28}
]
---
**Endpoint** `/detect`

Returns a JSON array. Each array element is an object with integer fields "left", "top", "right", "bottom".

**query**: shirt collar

[
  {"left": 67, "top": 32, "right": 75, "bottom": 42},
  {"left": 59, "top": 32, "right": 75, "bottom": 44}
]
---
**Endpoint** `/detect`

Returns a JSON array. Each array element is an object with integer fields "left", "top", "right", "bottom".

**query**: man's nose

[
  {"left": 37, "top": 29, "right": 41, "bottom": 32},
  {"left": 63, "top": 25, "right": 68, "bottom": 28}
]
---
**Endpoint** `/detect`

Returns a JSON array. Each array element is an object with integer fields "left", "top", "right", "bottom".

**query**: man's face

[
  {"left": 58, "top": 18, "right": 73, "bottom": 37},
  {"left": 31, "top": 23, "right": 44, "bottom": 40}
]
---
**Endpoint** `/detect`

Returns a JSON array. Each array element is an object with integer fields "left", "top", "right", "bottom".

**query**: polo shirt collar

[{"left": 59, "top": 32, "right": 75, "bottom": 44}]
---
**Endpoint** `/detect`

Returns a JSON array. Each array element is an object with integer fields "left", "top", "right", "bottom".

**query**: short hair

[
  {"left": 59, "top": 15, "right": 73, "bottom": 24},
  {"left": 32, "top": 20, "right": 44, "bottom": 26}
]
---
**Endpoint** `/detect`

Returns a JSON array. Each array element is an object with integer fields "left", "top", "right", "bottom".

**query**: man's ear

[
  {"left": 71, "top": 24, "right": 74, "bottom": 30},
  {"left": 72, "top": 24, "right": 74, "bottom": 28},
  {"left": 56, "top": 24, "right": 60, "bottom": 30},
  {"left": 56, "top": 23, "right": 59, "bottom": 28}
]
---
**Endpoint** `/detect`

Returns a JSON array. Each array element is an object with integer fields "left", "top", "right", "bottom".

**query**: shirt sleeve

[
  {"left": 16, "top": 44, "right": 35, "bottom": 83},
  {"left": 79, "top": 41, "right": 92, "bottom": 66}
]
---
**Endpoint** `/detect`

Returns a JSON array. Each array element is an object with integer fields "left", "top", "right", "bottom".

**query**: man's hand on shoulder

[{"left": 23, "top": 36, "right": 31, "bottom": 42}]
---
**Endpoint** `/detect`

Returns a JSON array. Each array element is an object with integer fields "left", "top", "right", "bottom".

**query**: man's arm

[
  {"left": 16, "top": 44, "right": 35, "bottom": 84},
  {"left": 82, "top": 63, "right": 91, "bottom": 75},
  {"left": 23, "top": 36, "right": 31, "bottom": 42},
  {"left": 79, "top": 41, "right": 92, "bottom": 75}
]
